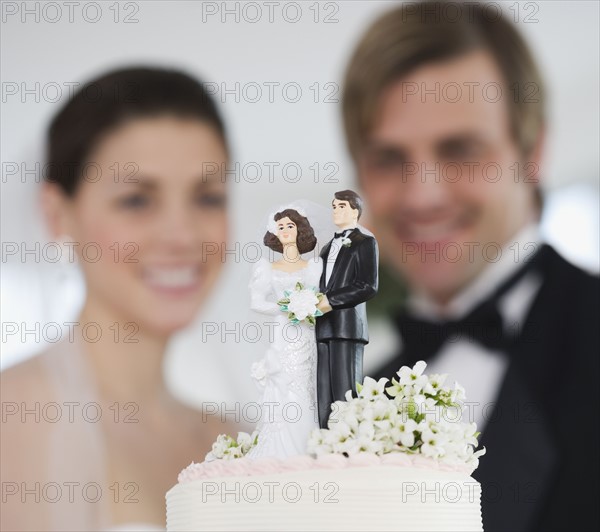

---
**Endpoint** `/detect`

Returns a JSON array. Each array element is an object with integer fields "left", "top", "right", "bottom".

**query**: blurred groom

[{"left": 341, "top": 2, "right": 599, "bottom": 531}]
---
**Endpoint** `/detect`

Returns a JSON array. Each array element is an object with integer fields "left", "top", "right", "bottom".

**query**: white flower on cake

[
  {"left": 306, "top": 361, "right": 486, "bottom": 469},
  {"left": 396, "top": 359, "right": 429, "bottom": 389},
  {"left": 277, "top": 281, "right": 324, "bottom": 325},
  {"left": 205, "top": 431, "right": 259, "bottom": 462},
  {"left": 359, "top": 376, "right": 387, "bottom": 399},
  {"left": 423, "top": 372, "right": 448, "bottom": 395},
  {"left": 394, "top": 419, "right": 418, "bottom": 448}
]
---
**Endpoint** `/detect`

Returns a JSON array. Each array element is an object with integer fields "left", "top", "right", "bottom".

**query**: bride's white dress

[{"left": 246, "top": 256, "right": 322, "bottom": 459}]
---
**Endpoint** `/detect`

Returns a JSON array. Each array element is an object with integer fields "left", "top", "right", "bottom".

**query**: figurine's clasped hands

[{"left": 317, "top": 294, "right": 332, "bottom": 314}]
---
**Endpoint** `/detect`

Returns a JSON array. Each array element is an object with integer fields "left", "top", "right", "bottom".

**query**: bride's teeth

[{"left": 144, "top": 267, "right": 198, "bottom": 288}]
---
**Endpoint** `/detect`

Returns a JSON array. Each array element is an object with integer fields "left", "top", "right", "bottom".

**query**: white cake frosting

[{"left": 166, "top": 453, "right": 483, "bottom": 531}]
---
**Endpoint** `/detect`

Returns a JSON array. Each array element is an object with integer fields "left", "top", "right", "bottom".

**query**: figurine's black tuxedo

[{"left": 315, "top": 227, "right": 379, "bottom": 428}]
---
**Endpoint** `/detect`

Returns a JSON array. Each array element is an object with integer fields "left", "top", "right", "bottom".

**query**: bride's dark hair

[
  {"left": 263, "top": 209, "right": 317, "bottom": 254},
  {"left": 45, "top": 66, "right": 227, "bottom": 196}
]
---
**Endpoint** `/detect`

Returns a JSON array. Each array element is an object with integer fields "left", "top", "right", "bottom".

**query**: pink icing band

[{"left": 177, "top": 453, "right": 474, "bottom": 484}]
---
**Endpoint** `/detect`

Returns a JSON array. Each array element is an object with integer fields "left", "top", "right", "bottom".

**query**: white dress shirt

[{"left": 325, "top": 228, "right": 354, "bottom": 285}]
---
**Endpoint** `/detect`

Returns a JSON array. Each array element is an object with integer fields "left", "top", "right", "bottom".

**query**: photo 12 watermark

[{"left": 1, "top": 1, "right": 141, "bottom": 24}]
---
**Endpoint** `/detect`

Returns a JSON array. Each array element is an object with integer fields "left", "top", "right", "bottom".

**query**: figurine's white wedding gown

[{"left": 246, "top": 256, "right": 322, "bottom": 459}]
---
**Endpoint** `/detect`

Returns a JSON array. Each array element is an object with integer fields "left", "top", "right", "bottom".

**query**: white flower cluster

[
  {"left": 307, "top": 361, "right": 486, "bottom": 469},
  {"left": 278, "top": 282, "right": 323, "bottom": 325},
  {"left": 205, "top": 431, "right": 259, "bottom": 461}
]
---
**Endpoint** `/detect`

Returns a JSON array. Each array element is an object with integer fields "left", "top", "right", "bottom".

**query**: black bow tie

[
  {"left": 334, "top": 229, "right": 352, "bottom": 239},
  {"left": 373, "top": 243, "right": 552, "bottom": 379},
  {"left": 395, "top": 299, "right": 506, "bottom": 370}
]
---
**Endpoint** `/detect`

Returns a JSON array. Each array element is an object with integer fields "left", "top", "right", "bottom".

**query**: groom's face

[
  {"left": 356, "top": 50, "right": 540, "bottom": 304},
  {"left": 332, "top": 199, "right": 358, "bottom": 228}
]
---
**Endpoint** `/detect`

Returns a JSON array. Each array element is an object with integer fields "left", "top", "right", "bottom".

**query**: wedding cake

[{"left": 166, "top": 361, "right": 486, "bottom": 531}]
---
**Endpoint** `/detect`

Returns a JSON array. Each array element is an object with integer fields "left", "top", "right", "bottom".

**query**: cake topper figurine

[
  {"left": 314, "top": 190, "right": 379, "bottom": 428},
  {"left": 202, "top": 192, "right": 379, "bottom": 460}
]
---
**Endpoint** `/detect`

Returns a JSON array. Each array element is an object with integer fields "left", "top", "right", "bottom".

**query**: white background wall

[{"left": 2, "top": 1, "right": 598, "bottom": 408}]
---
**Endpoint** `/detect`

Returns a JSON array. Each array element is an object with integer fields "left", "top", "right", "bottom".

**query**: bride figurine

[{"left": 244, "top": 205, "right": 324, "bottom": 459}]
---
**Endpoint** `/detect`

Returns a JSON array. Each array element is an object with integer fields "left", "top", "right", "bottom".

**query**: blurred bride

[{"left": 1, "top": 67, "right": 233, "bottom": 530}]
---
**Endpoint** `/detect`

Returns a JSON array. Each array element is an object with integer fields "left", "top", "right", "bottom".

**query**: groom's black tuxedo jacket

[
  {"left": 373, "top": 244, "right": 599, "bottom": 532},
  {"left": 316, "top": 228, "right": 379, "bottom": 343},
  {"left": 474, "top": 245, "right": 599, "bottom": 532}
]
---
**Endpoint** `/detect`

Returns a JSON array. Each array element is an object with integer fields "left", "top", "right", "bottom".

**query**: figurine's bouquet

[
  {"left": 307, "top": 361, "right": 486, "bottom": 469},
  {"left": 277, "top": 282, "right": 324, "bottom": 326}
]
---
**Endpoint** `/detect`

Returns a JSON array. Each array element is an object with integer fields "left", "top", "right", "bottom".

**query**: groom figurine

[{"left": 315, "top": 190, "right": 379, "bottom": 428}]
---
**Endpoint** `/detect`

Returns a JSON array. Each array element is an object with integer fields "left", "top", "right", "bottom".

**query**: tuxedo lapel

[{"left": 319, "top": 240, "right": 332, "bottom": 292}]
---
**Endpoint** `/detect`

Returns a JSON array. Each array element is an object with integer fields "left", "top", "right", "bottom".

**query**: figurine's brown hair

[
  {"left": 263, "top": 209, "right": 317, "bottom": 254},
  {"left": 334, "top": 190, "right": 363, "bottom": 220}
]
